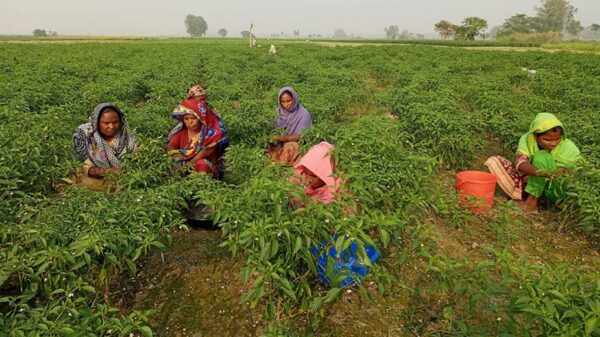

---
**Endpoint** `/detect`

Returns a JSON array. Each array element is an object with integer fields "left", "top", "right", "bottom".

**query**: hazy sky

[{"left": 1, "top": 0, "right": 598, "bottom": 37}]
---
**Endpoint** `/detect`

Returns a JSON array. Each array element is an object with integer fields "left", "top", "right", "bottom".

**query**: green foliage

[
  {"left": 1, "top": 39, "right": 599, "bottom": 335},
  {"left": 498, "top": 14, "right": 535, "bottom": 37},
  {"left": 533, "top": 0, "right": 583, "bottom": 35},
  {"left": 424, "top": 247, "right": 600, "bottom": 336},
  {"left": 455, "top": 17, "right": 489, "bottom": 40},
  {"left": 184, "top": 14, "right": 208, "bottom": 38}
]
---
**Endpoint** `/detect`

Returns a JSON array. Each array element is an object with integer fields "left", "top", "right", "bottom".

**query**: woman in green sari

[{"left": 485, "top": 113, "right": 582, "bottom": 214}]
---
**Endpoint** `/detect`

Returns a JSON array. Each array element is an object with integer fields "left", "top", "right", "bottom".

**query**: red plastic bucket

[{"left": 454, "top": 171, "right": 498, "bottom": 214}]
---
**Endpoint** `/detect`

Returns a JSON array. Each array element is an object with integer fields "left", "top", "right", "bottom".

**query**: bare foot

[{"left": 523, "top": 195, "right": 539, "bottom": 214}]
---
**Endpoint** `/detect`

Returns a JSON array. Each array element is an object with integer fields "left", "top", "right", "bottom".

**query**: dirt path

[{"left": 114, "top": 229, "right": 264, "bottom": 337}]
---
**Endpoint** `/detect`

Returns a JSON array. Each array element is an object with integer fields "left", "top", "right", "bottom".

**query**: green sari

[
  {"left": 517, "top": 113, "right": 582, "bottom": 200},
  {"left": 517, "top": 113, "right": 581, "bottom": 168}
]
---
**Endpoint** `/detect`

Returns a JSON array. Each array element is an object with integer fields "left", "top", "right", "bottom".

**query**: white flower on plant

[
  {"left": 325, "top": 219, "right": 330, "bottom": 223},
  {"left": 68, "top": 292, "right": 74, "bottom": 298}
]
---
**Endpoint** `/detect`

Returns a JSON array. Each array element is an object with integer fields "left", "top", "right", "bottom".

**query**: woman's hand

[
  {"left": 88, "top": 166, "right": 120, "bottom": 179},
  {"left": 555, "top": 168, "right": 571, "bottom": 177},
  {"left": 189, "top": 147, "right": 217, "bottom": 165}
]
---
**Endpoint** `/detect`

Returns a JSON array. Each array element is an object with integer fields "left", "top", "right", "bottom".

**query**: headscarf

[
  {"left": 72, "top": 103, "right": 138, "bottom": 168},
  {"left": 517, "top": 113, "right": 581, "bottom": 168},
  {"left": 275, "top": 87, "right": 312, "bottom": 136},
  {"left": 168, "top": 97, "right": 229, "bottom": 161},
  {"left": 293, "top": 142, "right": 340, "bottom": 204},
  {"left": 187, "top": 85, "right": 208, "bottom": 100}
]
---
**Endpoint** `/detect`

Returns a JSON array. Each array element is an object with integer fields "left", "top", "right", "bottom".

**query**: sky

[{"left": 0, "top": 0, "right": 598, "bottom": 38}]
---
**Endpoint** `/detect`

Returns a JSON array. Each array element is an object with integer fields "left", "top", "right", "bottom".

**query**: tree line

[{"left": 433, "top": 0, "right": 599, "bottom": 40}]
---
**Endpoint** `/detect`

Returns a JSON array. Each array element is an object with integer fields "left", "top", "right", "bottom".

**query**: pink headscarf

[{"left": 293, "top": 142, "right": 340, "bottom": 204}]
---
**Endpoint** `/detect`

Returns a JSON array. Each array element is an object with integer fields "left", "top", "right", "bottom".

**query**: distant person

[
  {"left": 268, "top": 87, "right": 312, "bottom": 165},
  {"left": 269, "top": 44, "right": 277, "bottom": 54},
  {"left": 168, "top": 85, "right": 229, "bottom": 179},
  {"left": 485, "top": 113, "right": 582, "bottom": 214},
  {"left": 72, "top": 103, "right": 138, "bottom": 191},
  {"left": 292, "top": 142, "right": 340, "bottom": 204}
]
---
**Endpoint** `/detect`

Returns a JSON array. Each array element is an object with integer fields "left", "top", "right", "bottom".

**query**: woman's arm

[
  {"left": 517, "top": 161, "right": 551, "bottom": 178},
  {"left": 277, "top": 134, "right": 301, "bottom": 142},
  {"left": 188, "top": 146, "right": 217, "bottom": 165}
]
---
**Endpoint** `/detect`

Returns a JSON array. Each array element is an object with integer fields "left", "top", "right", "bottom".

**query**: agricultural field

[{"left": 1, "top": 39, "right": 599, "bottom": 336}]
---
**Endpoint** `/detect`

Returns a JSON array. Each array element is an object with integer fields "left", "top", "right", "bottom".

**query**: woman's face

[
  {"left": 301, "top": 168, "right": 325, "bottom": 189},
  {"left": 98, "top": 110, "right": 121, "bottom": 139},
  {"left": 536, "top": 129, "right": 562, "bottom": 151},
  {"left": 280, "top": 92, "right": 294, "bottom": 112},
  {"left": 183, "top": 114, "right": 201, "bottom": 132}
]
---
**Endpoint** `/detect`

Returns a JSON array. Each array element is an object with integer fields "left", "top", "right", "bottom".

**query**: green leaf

[
  {"left": 442, "top": 306, "right": 454, "bottom": 320},
  {"left": 323, "top": 288, "right": 342, "bottom": 304},
  {"left": 125, "top": 259, "right": 137, "bottom": 275},
  {"left": 585, "top": 317, "right": 597, "bottom": 336},
  {"left": 139, "top": 326, "right": 154, "bottom": 337},
  {"left": 379, "top": 228, "right": 390, "bottom": 247},
  {"left": 293, "top": 236, "right": 302, "bottom": 255}
]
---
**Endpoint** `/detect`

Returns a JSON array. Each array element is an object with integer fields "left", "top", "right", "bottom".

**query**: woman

[
  {"left": 168, "top": 85, "right": 229, "bottom": 179},
  {"left": 293, "top": 142, "right": 340, "bottom": 204},
  {"left": 485, "top": 113, "right": 582, "bottom": 213},
  {"left": 269, "top": 87, "right": 312, "bottom": 165},
  {"left": 295, "top": 142, "right": 378, "bottom": 287},
  {"left": 72, "top": 103, "right": 138, "bottom": 191}
]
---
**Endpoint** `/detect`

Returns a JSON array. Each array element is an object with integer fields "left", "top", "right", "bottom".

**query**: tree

[
  {"left": 33, "top": 29, "right": 48, "bottom": 37},
  {"left": 434, "top": 20, "right": 456, "bottom": 40},
  {"left": 384, "top": 25, "right": 400, "bottom": 39},
  {"left": 184, "top": 15, "right": 208, "bottom": 37},
  {"left": 240, "top": 31, "right": 255, "bottom": 39},
  {"left": 591, "top": 24, "right": 600, "bottom": 31},
  {"left": 398, "top": 30, "right": 417, "bottom": 39},
  {"left": 455, "top": 17, "right": 488, "bottom": 40},
  {"left": 532, "top": 0, "right": 582, "bottom": 35},
  {"left": 293, "top": 30, "right": 300, "bottom": 37},
  {"left": 218, "top": 28, "right": 227, "bottom": 38},
  {"left": 332, "top": 29, "right": 347, "bottom": 39},
  {"left": 497, "top": 14, "right": 534, "bottom": 37}
]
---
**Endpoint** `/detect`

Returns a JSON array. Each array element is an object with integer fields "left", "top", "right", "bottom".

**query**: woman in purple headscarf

[{"left": 268, "top": 87, "right": 312, "bottom": 165}]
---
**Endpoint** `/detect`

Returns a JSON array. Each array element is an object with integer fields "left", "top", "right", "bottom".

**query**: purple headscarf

[{"left": 275, "top": 87, "right": 312, "bottom": 136}]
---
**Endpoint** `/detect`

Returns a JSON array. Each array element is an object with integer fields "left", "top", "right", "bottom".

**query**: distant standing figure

[
  {"left": 269, "top": 44, "right": 277, "bottom": 54},
  {"left": 72, "top": 103, "right": 138, "bottom": 191},
  {"left": 268, "top": 87, "right": 312, "bottom": 165},
  {"left": 167, "top": 85, "right": 229, "bottom": 179}
]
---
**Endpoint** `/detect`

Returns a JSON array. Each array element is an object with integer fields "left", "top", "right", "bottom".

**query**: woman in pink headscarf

[{"left": 293, "top": 142, "right": 341, "bottom": 204}]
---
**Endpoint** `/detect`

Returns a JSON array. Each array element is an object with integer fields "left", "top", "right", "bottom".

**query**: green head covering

[{"left": 517, "top": 113, "right": 581, "bottom": 168}]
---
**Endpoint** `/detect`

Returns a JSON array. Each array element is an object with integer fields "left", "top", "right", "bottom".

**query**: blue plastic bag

[{"left": 311, "top": 236, "right": 380, "bottom": 288}]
